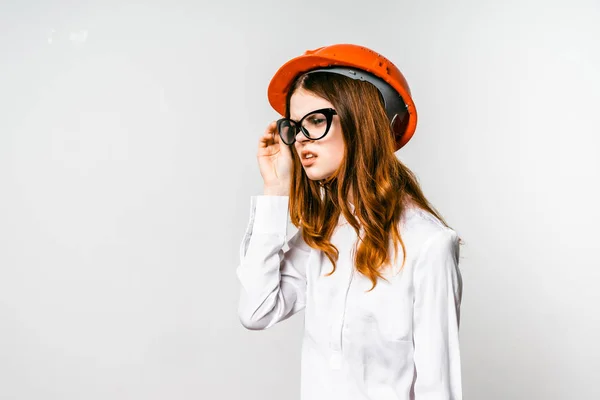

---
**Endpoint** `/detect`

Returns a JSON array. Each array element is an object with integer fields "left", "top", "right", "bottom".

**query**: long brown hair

[{"left": 286, "top": 72, "right": 459, "bottom": 291}]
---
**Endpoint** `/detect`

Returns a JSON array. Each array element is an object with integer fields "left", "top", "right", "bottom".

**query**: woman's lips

[{"left": 301, "top": 156, "right": 317, "bottom": 166}]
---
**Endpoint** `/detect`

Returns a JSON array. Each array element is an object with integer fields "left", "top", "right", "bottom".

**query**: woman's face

[{"left": 290, "top": 88, "right": 345, "bottom": 181}]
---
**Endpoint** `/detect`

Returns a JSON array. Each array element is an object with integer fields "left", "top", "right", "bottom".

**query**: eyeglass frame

[{"left": 276, "top": 108, "right": 338, "bottom": 145}]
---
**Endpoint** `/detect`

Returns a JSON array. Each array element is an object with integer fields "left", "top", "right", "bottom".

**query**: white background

[{"left": 1, "top": 0, "right": 599, "bottom": 399}]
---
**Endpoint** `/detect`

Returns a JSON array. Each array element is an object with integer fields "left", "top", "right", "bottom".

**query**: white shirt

[{"left": 236, "top": 195, "right": 463, "bottom": 400}]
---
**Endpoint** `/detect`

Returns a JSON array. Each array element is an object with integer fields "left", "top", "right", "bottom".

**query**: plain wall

[{"left": 1, "top": 0, "right": 598, "bottom": 399}]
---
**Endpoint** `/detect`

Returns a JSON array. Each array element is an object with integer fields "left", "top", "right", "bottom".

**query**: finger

[
  {"left": 259, "top": 122, "right": 279, "bottom": 151},
  {"left": 279, "top": 137, "right": 291, "bottom": 155},
  {"left": 259, "top": 133, "right": 271, "bottom": 147},
  {"left": 260, "top": 122, "right": 277, "bottom": 140},
  {"left": 265, "top": 121, "right": 277, "bottom": 136}
]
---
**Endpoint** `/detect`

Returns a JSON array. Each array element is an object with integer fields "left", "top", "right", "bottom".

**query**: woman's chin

[
  {"left": 305, "top": 171, "right": 333, "bottom": 181},
  {"left": 304, "top": 170, "right": 323, "bottom": 180}
]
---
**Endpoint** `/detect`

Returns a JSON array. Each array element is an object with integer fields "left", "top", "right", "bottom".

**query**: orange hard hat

[{"left": 267, "top": 43, "right": 417, "bottom": 151}]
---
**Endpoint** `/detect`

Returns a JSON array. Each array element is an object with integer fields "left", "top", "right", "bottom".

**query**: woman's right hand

[{"left": 257, "top": 121, "right": 294, "bottom": 195}]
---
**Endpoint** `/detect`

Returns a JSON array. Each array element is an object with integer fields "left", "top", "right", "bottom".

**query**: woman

[{"left": 236, "top": 44, "right": 463, "bottom": 399}]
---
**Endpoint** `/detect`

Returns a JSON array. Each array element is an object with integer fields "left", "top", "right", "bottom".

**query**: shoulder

[
  {"left": 396, "top": 208, "right": 461, "bottom": 294},
  {"left": 399, "top": 205, "right": 459, "bottom": 260}
]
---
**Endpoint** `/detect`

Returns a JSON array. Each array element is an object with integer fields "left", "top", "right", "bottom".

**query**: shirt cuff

[{"left": 251, "top": 195, "right": 290, "bottom": 235}]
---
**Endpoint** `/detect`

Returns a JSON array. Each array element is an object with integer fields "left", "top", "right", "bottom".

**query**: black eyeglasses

[{"left": 276, "top": 108, "right": 338, "bottom": 145}]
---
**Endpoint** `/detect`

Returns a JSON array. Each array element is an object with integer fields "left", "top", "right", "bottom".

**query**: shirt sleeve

[
  {"left": 236, "top": 195, "right": 312, "bottom": 330},
  {"left": 412, "top": 228, "right": 463, "bottom": 399}
]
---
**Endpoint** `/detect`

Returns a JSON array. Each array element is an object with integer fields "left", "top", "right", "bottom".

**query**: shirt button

[{"left": 329, "top": 352, "right": 342, "bottom": 370}]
